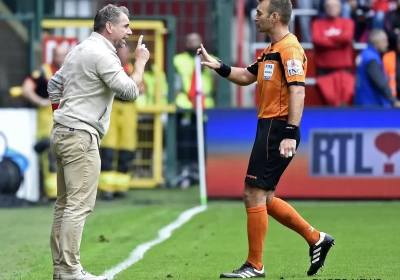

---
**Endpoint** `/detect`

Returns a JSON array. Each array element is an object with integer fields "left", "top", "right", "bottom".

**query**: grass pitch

[{"left": 0, "top": 188, "right": 399, "bottom": 280}]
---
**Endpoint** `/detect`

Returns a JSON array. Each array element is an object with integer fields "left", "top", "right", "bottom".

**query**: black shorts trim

[{"left": 245, "top": 118, "right": 301, "bottom": 191}]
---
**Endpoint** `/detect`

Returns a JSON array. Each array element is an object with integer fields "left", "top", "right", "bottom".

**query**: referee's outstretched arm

[{"left": 198, "top": 44, "right": 257, "bottom": 86}]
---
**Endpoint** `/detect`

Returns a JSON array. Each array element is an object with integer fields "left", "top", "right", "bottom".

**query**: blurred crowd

[
  {"left": 298, "top": 0, "right": 400, "bottom": 44},
  {"left": 245, "top": 0, "right": 400, "bottom": 107},
  {"left": 246, "top": 0, "right": 400, "bottom": 44},
  {"left": 312, "top": 0, "right": 400, "bottom": 107},
  {"left": 310, "top": 0, "right": 400, "bottom": 107}
]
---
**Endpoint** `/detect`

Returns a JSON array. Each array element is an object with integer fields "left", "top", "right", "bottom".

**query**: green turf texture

[{"left": 0, "top": 188, "right": 399, "bottom": 280}]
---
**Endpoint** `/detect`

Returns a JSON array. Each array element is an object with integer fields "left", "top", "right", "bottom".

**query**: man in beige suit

[{"left": 47, "top": 4, "right": 149, "bottom": 280}]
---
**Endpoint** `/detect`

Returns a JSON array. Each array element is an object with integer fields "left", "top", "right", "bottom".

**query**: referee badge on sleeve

[
  {"left": 263, "top": 63, "right": 274, "bottom": 80},
  {"left": 287, "top": 59, "right": 303, "bottom": 76}
]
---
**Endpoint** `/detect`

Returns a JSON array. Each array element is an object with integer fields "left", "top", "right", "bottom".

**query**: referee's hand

[
  {"left": 197, "top": 44, "right": 220, "bottom": 69},
  {"left": 279, "top": 139, "right": 296, "bottom": 158}
]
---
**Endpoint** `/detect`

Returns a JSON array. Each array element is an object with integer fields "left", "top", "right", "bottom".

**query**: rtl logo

[{"left": 310, "top": 130, "right": 400, "bottom": 177}]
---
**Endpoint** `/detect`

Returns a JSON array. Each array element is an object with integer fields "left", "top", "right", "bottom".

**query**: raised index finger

[{"left": 137, "top": 35, "right": 143, "bottom": 48}]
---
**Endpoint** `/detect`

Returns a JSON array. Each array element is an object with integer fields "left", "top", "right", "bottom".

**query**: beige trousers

[{"left": 50, "top": 123, "right": 101, "bottom": 274}]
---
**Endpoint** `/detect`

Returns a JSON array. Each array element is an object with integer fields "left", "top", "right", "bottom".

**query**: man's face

[
  {"left": 185, "top": 34, "right": 202, "bottom": 55},
  {"left": 376, "top": 33, "right": 389, "bottom": 54},
  {"left": 254, "top": 0, "right": 273, "bottom": 33},
  {"left": 325, "top": 0, "right": 342, "bottom": 19},
  {"left": 110, "top": 13, "right": 132, "bottom": 48}
]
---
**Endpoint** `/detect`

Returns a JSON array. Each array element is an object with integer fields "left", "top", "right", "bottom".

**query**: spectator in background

[
  {"left": 312, "top": 0, "right": 355, "bottom": 76},
  {"left": 21, "top": 45, "right": 67, "bottom": 200},
  {"left": 297, "top": 0, "right": 351, "bottom": 43},
  {"left": 370, "top": 0, "right": 397, "bottom": 30},
  {"left": 382, "top": 33, "right": 400, "bottom": 97},
  {"left": 354, "top": 29, "right": 400, "bottom": 107},
  {"left": 312, "top": 0, "right": 356, "bottom": 106},
  {"left": 349, "top": 0, "right": 397, "bottom": 42},
  {"left": 349, "top": 0, "right": 373, "bottom": 42},
  {"left": 372, "top": 0, "right": 397, "bottom": 11},
  {"left": 385, "top": 0, "right": 400, "bottom": 50},
  {"left": 318, "top": 0, "right": 352, "bottom": 18},
  {"left": 173, "top": 33, "right": 216, "bottom": 188}
]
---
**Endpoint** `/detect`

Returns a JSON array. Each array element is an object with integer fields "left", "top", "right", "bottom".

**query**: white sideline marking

[{"left": 102, "top": 205, "right": 207, "bottom": 279}]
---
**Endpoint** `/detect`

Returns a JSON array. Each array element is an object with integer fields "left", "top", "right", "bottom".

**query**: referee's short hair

[
  {"left": 93, "top": 4, "right": 129, "bottom": 32},
  {"left": 258, "top": 0, "right": 292, "bottom": 26}
]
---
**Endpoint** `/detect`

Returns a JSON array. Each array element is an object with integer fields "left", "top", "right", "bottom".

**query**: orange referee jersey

[{"left": 247, "top": 33, "right": 307, "bottom": 119}]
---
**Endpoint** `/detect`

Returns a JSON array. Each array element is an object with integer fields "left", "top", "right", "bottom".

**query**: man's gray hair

[
  {"left": 369, "top": 29, "right": 386, "bottom": 44},
  {"left": 93, "top": 4, "right": 129, "bottom": 32}
]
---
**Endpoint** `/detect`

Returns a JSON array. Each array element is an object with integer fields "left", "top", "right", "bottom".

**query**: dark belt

[{"left": 273, "top": 116, "right": 288, "bottom": 121}]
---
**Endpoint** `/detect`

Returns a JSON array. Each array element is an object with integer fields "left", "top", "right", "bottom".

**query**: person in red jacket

[
  {"left": 312, "top": 0, "right": 355, "bottom": 76},
  {"left": 372, "top": 0, "right": 396, "bottom": 13}
]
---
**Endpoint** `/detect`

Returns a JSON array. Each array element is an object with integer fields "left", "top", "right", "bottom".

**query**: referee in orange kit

[{"left": 198, "top": 0, "right": 335, "bottom": 278}]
